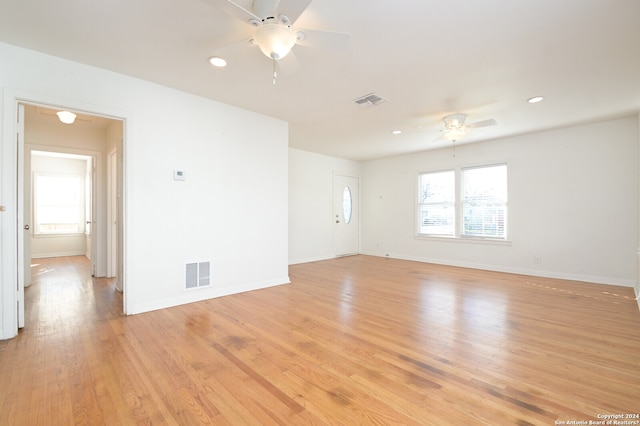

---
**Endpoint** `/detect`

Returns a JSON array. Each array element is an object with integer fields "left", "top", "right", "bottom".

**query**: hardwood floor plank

[{"left": 1, "top": 255, "right": 639, "bottom": 425}]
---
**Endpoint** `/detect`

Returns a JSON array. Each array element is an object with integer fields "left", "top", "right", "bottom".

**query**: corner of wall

[{"left": 637, "top": 111, "right": 640, "bottom": 313}]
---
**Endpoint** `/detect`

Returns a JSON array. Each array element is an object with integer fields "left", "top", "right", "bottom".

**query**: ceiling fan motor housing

[
  {"left": 252, "top": 0, "right": 280, "bottom": 19},
  {"left": 444, "top": 113, "right": 467, "bottom": 130}
]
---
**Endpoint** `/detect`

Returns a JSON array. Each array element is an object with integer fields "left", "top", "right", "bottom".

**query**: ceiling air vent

[{"left": 353, "top": 93, "right": 388, "bottom": 107}]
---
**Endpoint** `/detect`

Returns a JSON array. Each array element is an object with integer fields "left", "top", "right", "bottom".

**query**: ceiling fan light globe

[
  {"left": 254, "top": 23, "right": 297, "bottom": 60},
  {"left": 444, "top": 129, "right": 466, "bottom": 141}
]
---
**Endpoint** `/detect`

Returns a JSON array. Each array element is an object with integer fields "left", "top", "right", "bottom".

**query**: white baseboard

[
  {"left": 129, "top": 276, "right": 291, "bottom": 315},
  {"left": 360, "top": 251, "right": 636, "bottom": 288},
  {"left": 31, "top": 251, "right": 86, "bottom": 259},
  {"left": 288, "top": 254, "right": 335, "bottom": 265}
]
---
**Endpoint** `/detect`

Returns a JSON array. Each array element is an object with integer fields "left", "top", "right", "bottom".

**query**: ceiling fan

[
  {"left": 206, "top": 0, "right": 351, "bottom": 83},
  {"left": 435, "top": 113, "right": 497, "bottom": 143}
]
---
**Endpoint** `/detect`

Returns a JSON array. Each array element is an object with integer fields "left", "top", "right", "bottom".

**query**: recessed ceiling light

[
  {"left": 209, "top": 56, "right": 227, "bottom": 67},
  {"left": 391, "top": 130, "right": 402, "bottom": 135},
  {"left": 527, "top": 96, "right": 544, "bottom": 104}
]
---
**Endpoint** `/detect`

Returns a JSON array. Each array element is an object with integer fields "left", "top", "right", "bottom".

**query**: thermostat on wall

[{"left": 173, "top": 170, "right": 185, "bottom": 181}]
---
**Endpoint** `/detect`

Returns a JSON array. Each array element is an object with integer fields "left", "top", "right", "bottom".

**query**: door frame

[
  {"left": 107, "top": 149, "right": 118, "bottom": 278},
  {"left": 1, "top": 89, "right": 131, "bottom": 340},
  {"left": 107, "top": 148, "right": 124, "bottom": 291},
  {"left": 17, "top": 103, "right": 25, "bottom": 328}
]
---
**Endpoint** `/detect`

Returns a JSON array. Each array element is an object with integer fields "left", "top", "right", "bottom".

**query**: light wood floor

[{"left": 1, "top": 255, "right": 639, "bottom": 425}]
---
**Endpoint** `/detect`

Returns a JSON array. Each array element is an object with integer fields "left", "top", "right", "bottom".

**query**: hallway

[{"left": 26, "top": 256, "right": 122, "bottom": 328}]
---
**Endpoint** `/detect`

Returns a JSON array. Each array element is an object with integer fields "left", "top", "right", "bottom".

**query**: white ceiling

[
  {"left": 25, "top": 105, "right": 115, "bottom": 130},
  {"left": 1, "top": 0, "right": 639, "bottom": 161}
]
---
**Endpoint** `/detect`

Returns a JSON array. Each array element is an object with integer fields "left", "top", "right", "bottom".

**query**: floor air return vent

[{"left": 186, "top": 261, "right": 211, "bottom": 289}]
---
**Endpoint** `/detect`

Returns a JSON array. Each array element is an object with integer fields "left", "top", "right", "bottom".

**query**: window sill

[
  {"left": 415, "top": 234, "right": 512, "bottom": 246},
  {"left": 33, "top": 233, "right": 86, "bottom": 238}
]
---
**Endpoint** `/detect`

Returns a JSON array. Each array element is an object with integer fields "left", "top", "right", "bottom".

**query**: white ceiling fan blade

[
  {"left": 466, "top": 119, "right": 497, "bottom": 129},
  {"left": 275, "top": 0, "right": 312, "bottom": 25},
  {"left": 276, "top": 50, "right": 301, "bottom": 75},
  {"left": 295, "top": 29, "right": 351, "bottom": 53},
  {"left": 432, "top": 134, "right": 446, "bottom": 142},
  {"left": 209, "top": 38, "right": 263, "bottom": 69},
  {"left": 211, "top": 37, "right": 254, "bottom": 54},
  {"left": 205, "top": 0, "right": 260, "bottom": 24}
]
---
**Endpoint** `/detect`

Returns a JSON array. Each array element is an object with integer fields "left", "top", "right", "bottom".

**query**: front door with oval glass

[{"left": 333, "top": 174, "right": 359, "bottom": 256}]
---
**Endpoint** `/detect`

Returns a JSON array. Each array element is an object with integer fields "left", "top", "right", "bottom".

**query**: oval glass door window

[{"left": 343, "top": 186, "right": 353, "bottom": 224}]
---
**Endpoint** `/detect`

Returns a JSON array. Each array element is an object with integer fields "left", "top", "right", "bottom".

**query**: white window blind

[
  {"left": 461, "top": 164, "right": 507, "bottom": 239},
  {"left": 418, "top": 170, "right": 455, "bottom": 235}
]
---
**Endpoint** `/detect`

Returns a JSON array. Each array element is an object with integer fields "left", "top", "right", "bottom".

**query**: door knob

[{"left": 23, "top": 224, "right": 30, "bottom": 230}]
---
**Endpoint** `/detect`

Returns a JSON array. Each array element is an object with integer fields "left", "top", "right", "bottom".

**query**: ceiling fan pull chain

[{"left": 272, "top": 58, "right": 277, "bottom": 85}]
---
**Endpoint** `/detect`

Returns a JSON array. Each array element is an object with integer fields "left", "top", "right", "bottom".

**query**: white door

[
  {"left": 333, "top": 174, "right": 359, "bottom": 256},
  {"left": 107, "top": 150, "right": 117, "bottom": 277},
  {"left": 116, "top": 147, "right": 124, "bottom": 293},
  {"left": 16, "top": 103, "right": 25, "bottom": 328},
  {"left": 89, "top": 156, "right": 97, "bottom": 275},
  {"left": 107, "top": 147, "right": 123, "bottom": 291},
  {"left": 23, "top": 133, "right": 32, "bottom": 289}
]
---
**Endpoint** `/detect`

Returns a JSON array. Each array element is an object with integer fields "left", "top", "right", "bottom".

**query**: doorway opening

[{"left": 19, "top": 103, "right": 125, "bottom": 325}]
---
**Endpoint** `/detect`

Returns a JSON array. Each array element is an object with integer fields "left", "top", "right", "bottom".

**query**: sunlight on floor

[
  {"left": 525, "top": 280, "right": 635, "bottom": 304},
  {"left": 31, "top": 263, "right": 55, "bottom": 277}
]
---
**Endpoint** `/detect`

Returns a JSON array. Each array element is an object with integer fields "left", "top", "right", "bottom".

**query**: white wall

[
  {"left": 637, "top": 111, "right": 640, "bottom": 309},
  {"left": 361, "top": 116, "right": 639, "bottom": 287},
  {"left": 1, "top": 42, "right": 289, "bottom": 338},
  {"left": 289, "top": 148, "right": 361, "bottom": 264}
]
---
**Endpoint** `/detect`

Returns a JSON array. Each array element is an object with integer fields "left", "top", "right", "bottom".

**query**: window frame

[
  {"left": 460, "top": 164, "right": 508, "bottom": 240},
  {"left": 417, "top": 169, "right": 456, "bottom": 237},
  {"left": 416, "top": 163, "right": 508, "bottom": 242}
]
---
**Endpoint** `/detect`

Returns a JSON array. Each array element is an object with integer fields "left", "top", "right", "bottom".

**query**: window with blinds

[
  {"left": 461, "top": 164, "right": 507, "bottom": 239},
  {"left": 418, "top": 170, "right": 455, "bottom": 236},
  {"left": 417, "top": 164, "right": 507, "bottom": 239}
]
